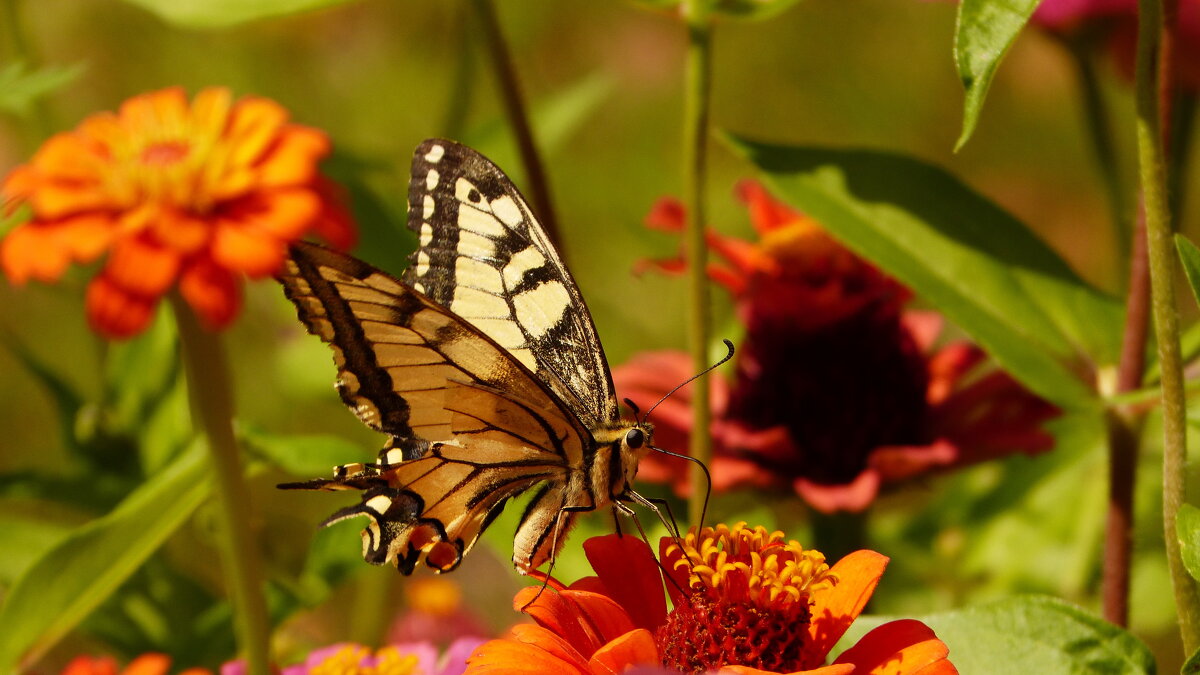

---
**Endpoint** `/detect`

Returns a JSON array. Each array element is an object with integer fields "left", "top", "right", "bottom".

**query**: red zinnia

[
  {"left": 618, "top": 182, "right": 1058, "bottom": 513},
  {"left": 465, "top": 525, "right": 956, "bottom": 674},
  {"left": 1, "top": 86, "right": 355, "bottom": 338}
]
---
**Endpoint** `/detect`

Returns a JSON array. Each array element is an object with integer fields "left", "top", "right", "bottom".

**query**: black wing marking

[{"left": 403, "top": 139, "right": 619, "bottom": 429}]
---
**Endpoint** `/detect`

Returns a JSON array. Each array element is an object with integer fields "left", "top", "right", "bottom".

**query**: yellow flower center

[
  {"left": 665, "top": 522, "right": 838, "bottom": 614},
  {"left": 406, "top": 576, "right": 463, "bottom": 617},
  {"left": 308, "top": 646, "right": 420, "bottom": 675}
]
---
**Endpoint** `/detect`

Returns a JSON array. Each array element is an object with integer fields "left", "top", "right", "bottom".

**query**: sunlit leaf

[
  {"left": 119, "top": 0, "right": 359, "bottom": 29},
  {"left": 728, "top": 136, "right": 1118, "bottom": 409},
  {"left": 954, "top": 0, "right": 1041, "bottom": 149},
  {"left": 0, "top": 62, "right": 86, "bottom": 117},
  {"left": 1177, "top": 235, "right": 1200, "bottom": 310},
  {"left": 0, "top": 440, "right": 210, "bottom": 672},
  {"left": 843, "top": 597, "right": 1155, "bottom": 674}
]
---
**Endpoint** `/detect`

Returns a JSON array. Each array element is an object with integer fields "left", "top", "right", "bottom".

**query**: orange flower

[
  {"left": 622, "top": 182, "right": 1057, "bottom": 512},
  {"left": 1, "top": 86, "right": 355, "bottom": 338},
  {"left": 465, "top": 526, "right": 956, "bottom": 674},
  {"left": 60, "top": 653, "right": 210, "bottom": 675}
]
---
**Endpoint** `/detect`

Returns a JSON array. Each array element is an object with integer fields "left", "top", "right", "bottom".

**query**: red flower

[
  {"left": 1, "top": 86, "right": 355, "bottom": 338},
  {"left": 619, "top": 182, "right": 1058, "bottom": 513},
  {"left": 465, "top": 525, "right": 957, "bottom": 674},
  {"left": 60, "top": 654, "right": 209, "bottom": 675}
]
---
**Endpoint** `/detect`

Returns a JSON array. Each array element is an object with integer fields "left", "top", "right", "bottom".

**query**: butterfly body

[{"left": 278, "top": 140, "right": 650, "bottom": 575}]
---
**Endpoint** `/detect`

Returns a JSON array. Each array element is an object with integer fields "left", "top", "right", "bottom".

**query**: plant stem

[
  {"left": 682, "top": 1, "right": 713, "bottom": 528},
  {"left": 1069, "top": 42, "right": 1132, "bottom": 274},
  {"left": 171, "top": 295, "right": 271, "bottom": 675},
  {"left": 1135, "top": 0, "right": 1200, "bottom": 653},
  {"left": 469, "top": 0, "right": 562, "bottom": 250}
]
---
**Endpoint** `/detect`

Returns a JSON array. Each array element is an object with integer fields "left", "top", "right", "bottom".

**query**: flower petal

[
  {"left": 104, "top": 235, "right": 182, "bottom": 297},
  {"left": 257, "top": 127, "right": 329, "bottom": 187},
  {"left": 583, "top": 534, "right": 667, "bottom": 632},
  {"left": 1, "top": 223, "right": 71, "bottom": 283},
  {"left": 212, "top": 217, "right": 286, "bottom": 277},
  {"left": 515, "top": 586, "right": 637, "bottom": 657},
  {"left": 121, "top": 654, "right": 172, "bottom": 675},
  {"left": 794, "top": 470, "right": 882, "bottom": 515},
  {"left": 832, "top": 619, "right": 957, "bottom": 675},
  {"left": 180, "top": 257, "right": 242, "bottom": 330},
  {"left": 466, "top": 625, "right": 590, "bottom": 674},
  {"left": 227, "top": 96, "right": 289, "bottom": 168},
  {"left": 721, "top": 664, "right": 855, "bottom": 675},
  {"left": 62, "top": 656, "right": 118, "bottom": 675},
  {"left": 586, "top": 629, "right": 659, "bottom": 674},
  {"left": 86, "top": 274, "right": 158, "bottom": 339},
  {"left": 805, "top": 550, "right": 890, "bottom": 659}
]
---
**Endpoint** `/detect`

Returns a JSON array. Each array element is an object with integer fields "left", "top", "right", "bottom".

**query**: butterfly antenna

[
  {"left": 643, "top": 339, "right": 735, "bottom": 421},
  {"left": 649, "top": 445, "right": 712, "bottom": 532}
]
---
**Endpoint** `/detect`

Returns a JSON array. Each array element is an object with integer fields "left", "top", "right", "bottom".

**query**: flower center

[
  {"left": 309, "top": 645, "right": 420, "bottom": 675},
  {"left": 139, "top": 140, "right": 191, "bottom": 166},
  {"left": 656, "top": 523, "right": 838, "bottom": 673}
]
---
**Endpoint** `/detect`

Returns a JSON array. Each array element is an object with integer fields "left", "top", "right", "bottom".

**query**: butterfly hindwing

[
  {"left": 404, "top": 139, "right": 619, "bottom": 430},
  {"left": 278, "top": 241, "right": 600, "bottom": 572}
]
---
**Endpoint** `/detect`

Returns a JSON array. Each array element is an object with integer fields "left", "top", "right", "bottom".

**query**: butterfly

[{"left": 277, "top": 139, "right": 653, "bottom": 575}]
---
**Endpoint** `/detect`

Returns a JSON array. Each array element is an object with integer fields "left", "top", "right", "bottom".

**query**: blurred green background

[{"left": 0, "top": 0, "right": 1196, "bottom": 671}]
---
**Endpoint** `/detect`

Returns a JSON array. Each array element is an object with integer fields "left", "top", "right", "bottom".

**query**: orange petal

[
  {"left": 119, "top": 87, "right": 188, "bottom": 131},
  {"left": 805, "top": 550, "right": 890, "bottom": 660},
  {"left": 149, "top": 211, "right": 213, "bottom": 254},
  {"left": 121, "top": 654, "right": 171, "bottom": 675},
  {"left": 311, "top": 177, "right": 357, "bottom": 250},
  {"left": 465, "top": 625, "right": 591, "bottom": 674},
  {"left": 722, "top": 664, "right": 855, "bottom": 675},
  {"left": 62, "top": 656, "right": 119, "bottom": 675},
  {"left": 832, "top": 619, "right": 957, "bottom": 675},
  {"left": 59, "top": 213, "right": 118, "bottom": 262},
  {"left": 1, "top": 223, "right": 71, "bottom": 283},
  {"left": 515, "top": 587, "right": 636, "bottom": 657},
  {"left": 180, "top": 257, "right": 242, "bottom": 330},
  {"left": 645, "top": 197, "right": 686, "bottom": 232},
  {"left": 794, "top": 470, "right": 882, "bottom": 515},
  {"left": 227, "top": 97, "right": 289, "bottom": 168},
  {"left": 587, "top": 629, "right": 659, "bottom": 674},
  {"left": 212, "top": 217, "right": 286, "bottom": 277},
  {"left": 191, "top": 87, "right": 233, "bottom": 142},
  {"left": 239, "top": 188, "right": 321, "bottom": 240},
  {"left": 30, "top": 132, "right": 106, "bottom": 182},
  {"left": 86, "top": 274, "right": 158, "bottom": 339},
  {"left": 583, "top": 534, "right": 667, "bottom": 632},
  {"left": 105, "top": 235, "right": 181, "bottom": 296},
  {"left": 734, "top": 179, "right": 801, "bottom": 234},
  {"left": 31, "top": 183, "right": 116, "bottom": 220},
  {"left": 257, "top": 126, "right": 329, "bottom": 187}
]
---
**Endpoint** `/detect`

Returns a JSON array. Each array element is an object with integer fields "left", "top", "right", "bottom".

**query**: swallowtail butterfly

[{"left": 278, "top": 139, "right": 652, "bottom": 575}]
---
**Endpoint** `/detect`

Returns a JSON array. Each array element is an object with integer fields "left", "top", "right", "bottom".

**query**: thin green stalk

[
  {"left": 469, "top": 0, "right": 562, "bottom": 250},
  {"left": 1069, "top": 42, "right": 1132, "bottom": 274},
  {"left": 682, "top": 2, "right": 713, "bottom": 528},
  {"left": 0, "top": 0, "right": 52, "bottom": 142},
  {"left": 171, "top": 294, "right": 271, "bottom": 675},
  {"left": 1135, "top": 0, "right": 1200, "bottom": 653}
]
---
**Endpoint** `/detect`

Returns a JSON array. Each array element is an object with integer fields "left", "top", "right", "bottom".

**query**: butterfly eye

[{"left": 625, "top": 428, "right": 645, "bottom": 449}]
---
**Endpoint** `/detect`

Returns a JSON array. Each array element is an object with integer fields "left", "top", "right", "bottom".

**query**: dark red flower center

[{"left": 655, "top": 594, "right": 811, "bottom": 674}]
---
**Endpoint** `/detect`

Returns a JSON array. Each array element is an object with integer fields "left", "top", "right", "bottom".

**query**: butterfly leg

[{"left": 519, "top": 503, "right": 597, "bottom": 611}]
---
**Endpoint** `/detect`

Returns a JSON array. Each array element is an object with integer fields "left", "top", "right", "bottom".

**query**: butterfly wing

[
  {"left": 278, "top": 241, "right": 598, "bottom": 573},
  {"left": 404, "top": 139, "right": 619, "bottom": 429}
]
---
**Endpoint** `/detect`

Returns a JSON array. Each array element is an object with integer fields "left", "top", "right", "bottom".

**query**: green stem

[
  {"left": 170, "top": 294, "right": 271, "bottom": 675},
  {"left": 1135, "top": 0, "right": 1200, "bottom": 653},
  {"left": 682, "top": 2, "right": 713, "bottom": 528},
  {"left": 1068, "top": 42, "right": 1132, "bottom": 275},
  {"left": 469, "top": 0, "right": 562, "bottom": 250},
  {"left": 0, "top": 0, "right": 52, "bottom": 142},
  {"left": 810, "top": 509, "right": 867, "bottom": 564}
]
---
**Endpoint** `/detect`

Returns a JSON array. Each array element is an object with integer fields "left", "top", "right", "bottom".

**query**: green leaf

[
  {"left": 0, "top": 440, "right": 210, "bottom": 672},
  {"left": 954, "top": 0, "right": 1041, "bottom": 150},
  {"left": 727, "top": 136, "right": 1118, "bottom": 409},
  {"left": 711, "top": 0, "right": 804, "bottom": 21},
  {"left": 1184, "top": 645, "right": 1200, "bottom": 674},
  {"left": 240, "top": 426, "right": 365, "bottom": 477},
  {"left": 1178, "top": 504, "right": 1200, "bottom": 583},
  {"left": 105, "top": 307, "right": 180, "bottom": 434},
  {"left": 0, "top": 62, "right": 86, "bottom": 117},
  {"left": 1, "top": 333, "right": 85, "bottom": 454},
  {"left": 119, "top": 0, "right": 358, "bottom": 29},
  {"left": 1177, "top": 234, "right": 1200, "bottom": 309},
  {"left": 843, "top": 597, "right": 1155, "bottom": 674}
]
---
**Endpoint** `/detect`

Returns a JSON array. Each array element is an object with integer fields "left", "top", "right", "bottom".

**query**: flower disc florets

[{"left": 657, "top": 522, "right": 838, "bottom": 672}]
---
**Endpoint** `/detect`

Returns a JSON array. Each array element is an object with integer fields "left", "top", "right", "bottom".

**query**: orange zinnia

[
  {"left": 465, "top": 524, "right": 956, "bottom": 674},
  {"left": 60, "top": 653, "right": 210, "bottom": 675},
  {"left": 1, "top": 86, "right": 355, "bottom": 338}
]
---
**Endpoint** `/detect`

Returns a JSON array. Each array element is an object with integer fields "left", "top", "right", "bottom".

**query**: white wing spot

[
  {"left": 420, "top": 223, "right": 434, "bottom": 247},
  {"left": 503, "top": 247, "right": 547, "bottom": 288},
  {"left": 426, "top": 169, "right": 440, "bottom": 190},
  {"left": 453, "top": 285, "right": 510, "bottom": 319},
  {"left": 416, "top": 251, "right": 431, "bottom": 275},
  {"left": 458, "top": 229, "right": 497, "bottom": 259},
  {"left": 365, "top": 494, "right": 394, "bottom": 514},
  {"left": 458, "top": 204, "right": 508, "bottom": 238},
  {"left": 413, "top": 282, "right": 425, "bottom": 293},
  {"left": 513, "top": 281, "right": 571, "bottom": 339},
  {"left": 490, "top": 196, "right": 524, "bottom": 227},
  {"left": 423, "top": 195, "right": 435, "bottom": 220},
  {"left": 424, "top": 144, "right": 445, "bottom": 163}
]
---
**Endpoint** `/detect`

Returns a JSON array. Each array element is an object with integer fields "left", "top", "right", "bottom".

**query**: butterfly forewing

[{"left": 404, "top": 139, "right": 619, "bottom": 429}]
